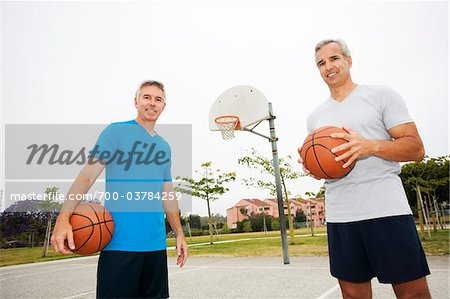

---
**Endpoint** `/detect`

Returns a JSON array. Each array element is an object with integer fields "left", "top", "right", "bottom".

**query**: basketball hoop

[{"left": 215, "top": 115, "right": 241, "bottom": 140}]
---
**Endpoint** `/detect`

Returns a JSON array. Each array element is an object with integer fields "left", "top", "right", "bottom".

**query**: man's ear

[
  {"left": 347, "top": 56, "right": 353, "bottom": 68},
  {"left": 134, "top": 97, "right": 138, "bottom": 109}
]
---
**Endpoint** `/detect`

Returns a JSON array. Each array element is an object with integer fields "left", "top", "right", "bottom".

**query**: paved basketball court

[{"left": 1, "top": 255, "right": 448, "bottom": 298}]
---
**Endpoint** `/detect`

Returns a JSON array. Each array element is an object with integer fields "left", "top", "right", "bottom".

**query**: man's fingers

[
  {"left": 53, "top": 237, "right": 64, "bottom": 254},
  {"left": 330, "top": 132, "right": 349, "bottom": 140},
  {"left": 67, "top": 230, "right": 75, "bottom": 251},
  {"left": 342, "top": 154, "right": 358, "bottom": 168},
  {"left": 182, "top": 254, "right": 187, "bottom": 267},
  {"left": 177, "top": 243, "right": 188, "bottom": 268},
  {"left": 331, "top": 143, "right": 351, "bottom": 154},
  {"left": 342, "top": 126, "right": 353, "bottom": 134},
  {"left": 176, "top": 253, "right": 184, "bottom": 267},
  {"left": 178, "top": 253, "right": 187, "bottom": 268},
  {"left": 301, "top": 166, "right": 322, "bottom": 180},
  {"left": 50, "top": 235, "right": 57, "bottom": 252},
  {"left": 183, "top": 245, "right": 188, "bottom": 266},
  {"left": 335, "top": 149, "right": 353, "bottom": 162}
]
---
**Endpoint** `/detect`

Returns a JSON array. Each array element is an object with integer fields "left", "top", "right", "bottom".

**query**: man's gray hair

[
  {"left": 135, "top": 80, "right": 166, "bottom": 100},
  {"left": 315, "top": 39, "right": 351, "bottom": 57}
]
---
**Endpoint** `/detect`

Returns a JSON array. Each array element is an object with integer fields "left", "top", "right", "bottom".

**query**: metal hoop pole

[{"left": 268, "top": 102, "right": 290, "bottom": 264}]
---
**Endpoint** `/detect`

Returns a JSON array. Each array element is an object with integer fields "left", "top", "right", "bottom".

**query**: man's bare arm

[
  {"left": 163, "top": 182, "right": 187, "bottom": 267},
  {"left": 331, "top": 123, "right": 425, "bottom": 168},
  {"left": 51, "top": 161, "right": 105, "bottom": 254}
]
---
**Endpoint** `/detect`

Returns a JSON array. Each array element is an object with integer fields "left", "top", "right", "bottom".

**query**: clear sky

[{"left": 1, "top": 1, "right": 448, "bottom": 216}]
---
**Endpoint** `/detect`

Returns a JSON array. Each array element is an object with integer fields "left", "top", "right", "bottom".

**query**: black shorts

[
  {"left": 97, "top": 250, "right": 169, "bottom": 299},
  {"left": 327, "top": 214, "right": 430, "bottom": 284}
]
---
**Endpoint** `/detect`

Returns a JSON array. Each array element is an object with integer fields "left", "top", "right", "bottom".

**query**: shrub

[
  {"left": 272, "top": 219, "right": 280, "bottom": 230},
  {"left": 243, "top": 221, "right": 252, "bottom": 232},
  {"left": 220, "top": 224, "right": 231, "bottom": 234}
]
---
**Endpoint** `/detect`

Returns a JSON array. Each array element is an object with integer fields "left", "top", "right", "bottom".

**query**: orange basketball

[
  {"left": 300, "top": 126, "right": 356, "bottom": 179},
  {"left": 69, "top": 203, "right": 114, "bottom": 255}
]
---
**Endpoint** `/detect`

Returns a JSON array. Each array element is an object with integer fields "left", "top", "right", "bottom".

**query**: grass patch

[
  {"left": 167, "top": 234, "right": 329, "bottom": 257},
  {"left": 166, "top": 227, "right": 327, "bottom": 247},
  {"left": 420, "top": 230, "right": 450, "bottom": 255},
  {"left": 1, "top": 228, "right": 447, "bottom": 267},
  {"left": 0, "top": 246, "right": 93, "bottom": 267}
]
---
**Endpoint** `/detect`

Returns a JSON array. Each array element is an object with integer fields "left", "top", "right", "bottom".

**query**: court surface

[{"left": 1, "top": 255, "right": 448, "bottom": 298}]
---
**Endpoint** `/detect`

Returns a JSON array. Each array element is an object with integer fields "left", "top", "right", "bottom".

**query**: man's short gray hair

[
  {"left": 135, "top": 80, "right": 166, "bottom": 100},
  {"left": 315, "top": 39, "right": 351, "bottom": 57}
]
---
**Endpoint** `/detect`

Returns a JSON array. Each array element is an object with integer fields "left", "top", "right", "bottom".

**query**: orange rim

[{"left": 214, "top": 115, "right": 241, "bottom": 130}]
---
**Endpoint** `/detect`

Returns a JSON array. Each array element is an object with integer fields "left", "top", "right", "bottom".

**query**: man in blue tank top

[
  {"left": 298, "top": 39, "right": 431, "bottom": 298},
  {"left": 52, "top": 80, "right": 187, "bottom": 298}
]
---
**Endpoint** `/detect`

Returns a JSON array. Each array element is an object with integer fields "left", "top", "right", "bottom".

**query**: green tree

[
  {"left": 235, "top": 218, "right": 251, "bottom": 233},
  {"left": 272, "top": 218, "right": 280, "bottom": 230},
  {"left": 220, "top": 223, "right": 231, "bottom": 234},
  {"left": 249, "top": 213, "right": 272, "bottom": 232},
  {"left": 187, "top": 214, "right": 201, "bottom": 229},
  {"left": 238, "top": 148, "right": 304, "bottom": 244},
  {"left": 400, "top": 156, "right": 449, "bottom": 210},
  {"left": 302, "top": 188, "right": 325, "bottom": 236},
  {"left": 38, "top": 187, "right": 62, "bottom": 257},
  {"left": 243, "top": 221, "right": 252, "bottom": 232},
  {"left": 304, "top": 186, "right": 325, "bottom": 200},
  {"left": 176, "top": 162, "right": 235, "bottom": 244},
  {"left": 400, "top": 156, "right": 449, "bottom": 236},
  {"left": 294, "top": 208, "right": 306, "bottom": 223}
]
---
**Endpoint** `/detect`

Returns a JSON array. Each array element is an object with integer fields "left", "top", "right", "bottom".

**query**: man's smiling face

[
  {"left": 134, "top": 85, "right": 166, "bottom": 123},
  {"left": 315, "top": 42, "right": 353, "bottom": 89}
]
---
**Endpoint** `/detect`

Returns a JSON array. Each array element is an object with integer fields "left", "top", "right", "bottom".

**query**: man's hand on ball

[{"left": 330, "top": 126, "right": 375, "bottom": 168}]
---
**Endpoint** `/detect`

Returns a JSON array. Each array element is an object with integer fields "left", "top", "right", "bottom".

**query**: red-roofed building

[
  {"left": 226, "top": 198, "right": 325, "bottom": 229},
  {"left": 226, "top": 199, "right": 272, "bottom": 228}
]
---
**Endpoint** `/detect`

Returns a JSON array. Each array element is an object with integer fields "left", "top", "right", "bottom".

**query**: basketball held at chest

[
  {"left": 300, "top": 126, "right": 356, "bottom": 179},
  {"left": 69, "top": 203, "right": 114, "bottom": 255}
]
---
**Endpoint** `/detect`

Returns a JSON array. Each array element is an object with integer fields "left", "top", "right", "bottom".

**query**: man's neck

[
  {"left": 134, "top": 117, "right": 156, "bottom": 135},
  {"left": 329, "top": 80, "right": 358, "bottom": 102}
]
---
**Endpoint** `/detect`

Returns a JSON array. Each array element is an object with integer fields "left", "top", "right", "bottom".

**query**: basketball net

[{"left": 215, "top": 115, "right": 240, "bottom": 140}]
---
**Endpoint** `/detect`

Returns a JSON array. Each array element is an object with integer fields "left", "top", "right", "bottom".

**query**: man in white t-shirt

[{"left": 298, "top": 39, "right": 431, "bottom": 298}]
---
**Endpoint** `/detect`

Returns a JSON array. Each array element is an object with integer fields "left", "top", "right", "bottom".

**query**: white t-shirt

[{"left": 307, "top": 85, "right": 413, "bottom": 222}]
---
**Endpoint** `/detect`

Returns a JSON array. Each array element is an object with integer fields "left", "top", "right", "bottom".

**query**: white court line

[
  {"left": 63, "top": 290, "right": 96, "bottom": 299},
  {"left": 169, "top": 266, "right": 208, "bottom": 276},
  {"left": 316, "top": 284, "right": 340, "bottom": 299}
]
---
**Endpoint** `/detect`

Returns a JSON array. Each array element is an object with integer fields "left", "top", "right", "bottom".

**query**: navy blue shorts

[
  {"left": 327, "top": 215, "right": 430, "bottom": 284},
  {"left": 97, "top": 250, "right": 169, "bottom": 299}
]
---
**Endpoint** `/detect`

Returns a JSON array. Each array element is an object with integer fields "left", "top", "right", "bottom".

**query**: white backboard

[{"left": 209, "top": 85, "right": 270, "bottom": 131}]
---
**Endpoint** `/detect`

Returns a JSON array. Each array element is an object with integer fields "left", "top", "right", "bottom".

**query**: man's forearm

[
  {"left": 56, "top": 162, "right": 104, "bottom": 222},
  {"left": 370, "top": 136, "right": 424, "bottom": 162},
  {"left": 162, "top": 182, "right": 184, "bottom": 236},
  {"left": 165, "top": 211, "right": 184, "bottom": 237}
]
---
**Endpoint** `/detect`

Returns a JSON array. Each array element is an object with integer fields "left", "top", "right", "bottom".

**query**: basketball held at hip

[{"left": 69, "top": 203, "right": 114, "bottom": 255}]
